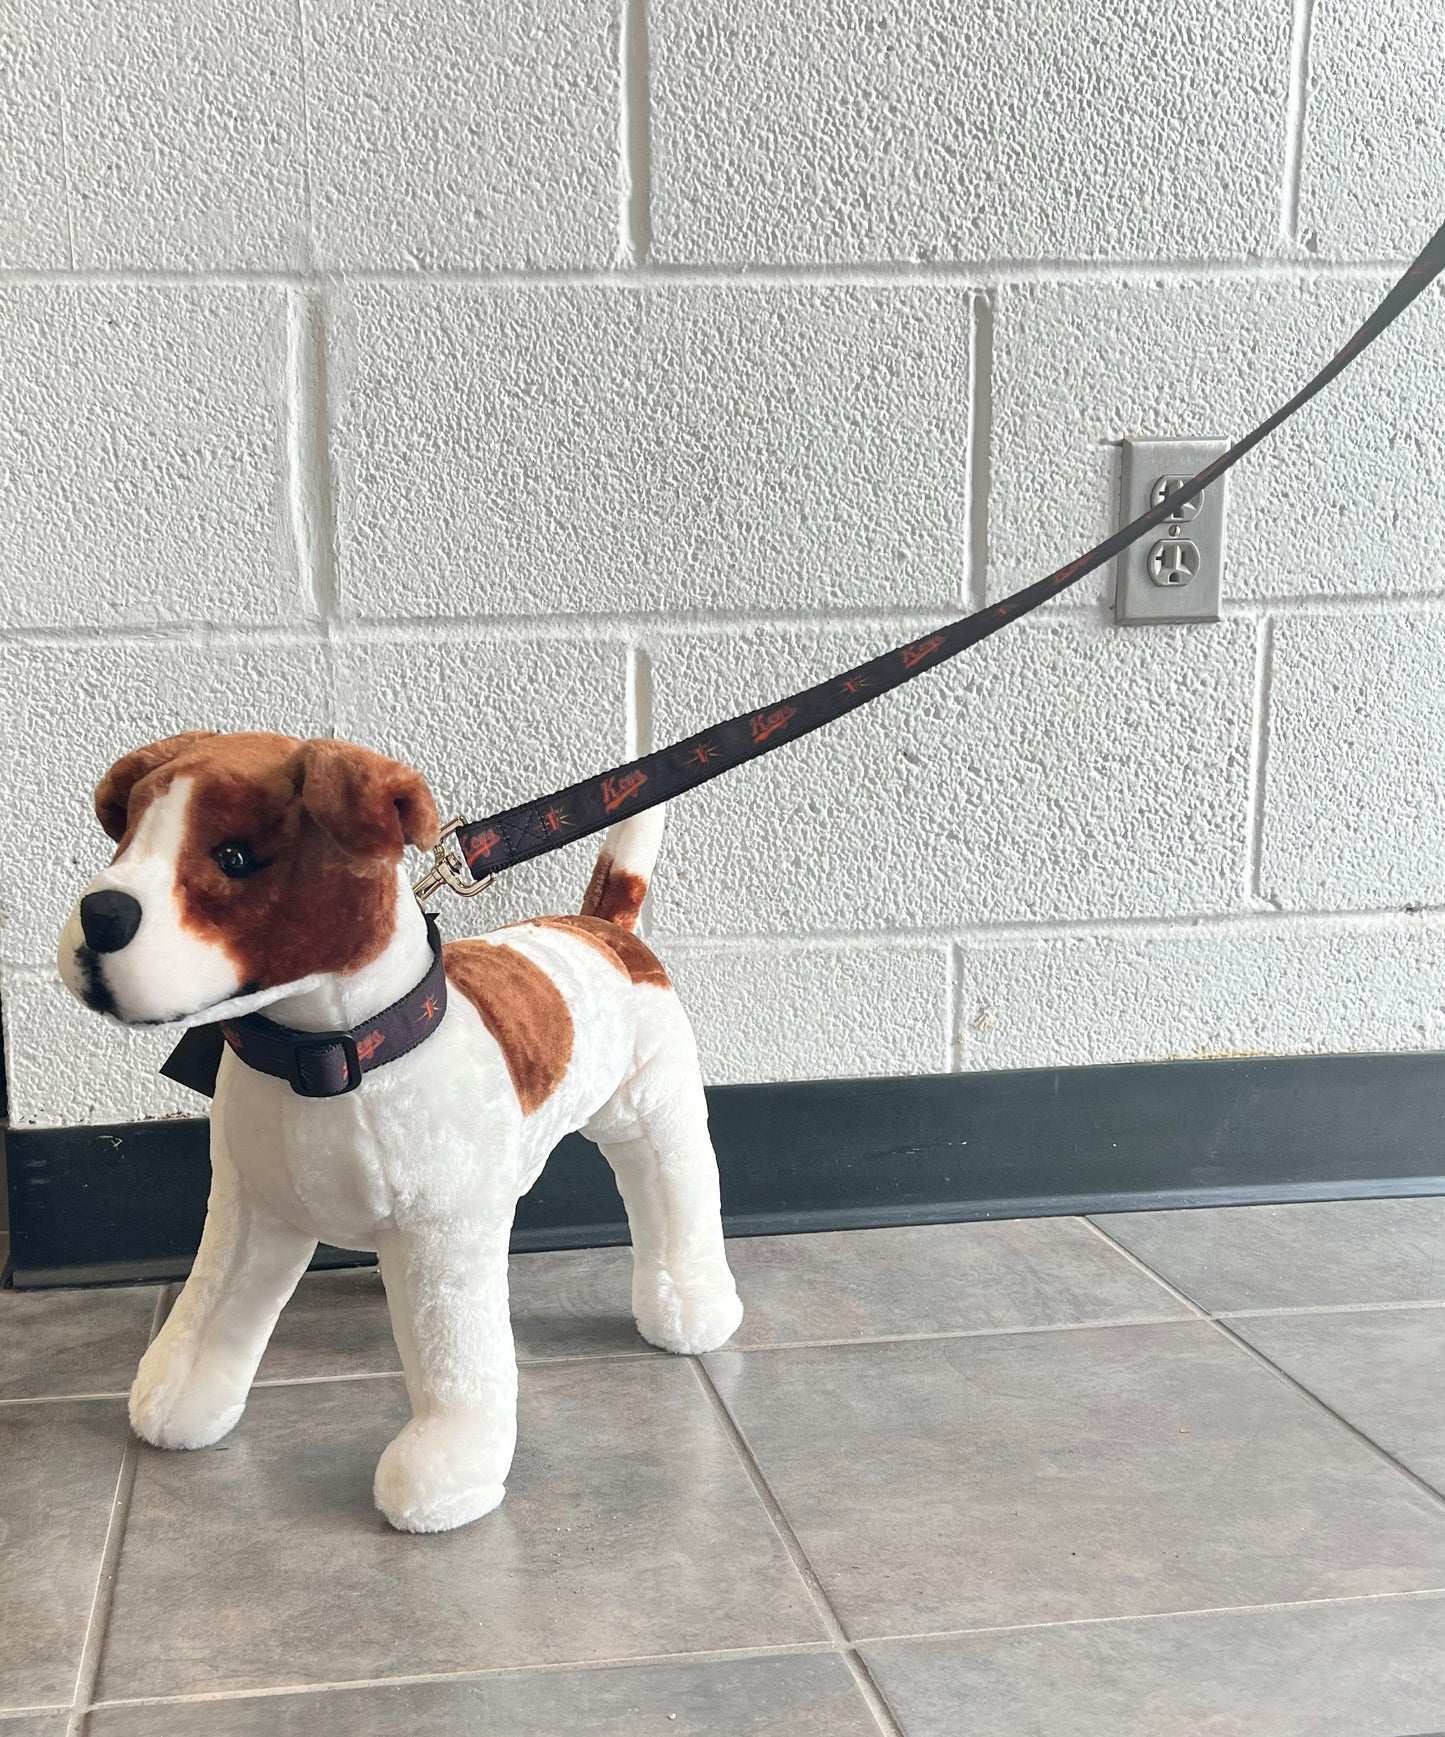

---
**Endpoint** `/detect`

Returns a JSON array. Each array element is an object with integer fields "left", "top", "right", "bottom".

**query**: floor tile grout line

[
  {"left": 1082, "top": 1221, "right": 1445, "bottom": 1513},
  {"left": 854, "top": 1583, "right": 1445, "bottom": 1648},
  {"left": 1208, "top": 1314, "right": 1445, "bottom": 1513},
  {"left": 83, "top": 1641, "right": 840, "bottom": 1711},
  {"left": 70, "top": 1586, "right": 1445, "bottom": 1715},
  {"left": 722, "top": 1314, "right": 1203, "bottom": 1356},
  {"left": 63, "top": 1291, "right": 164, "bottom": 1736},
  {"left": 0, "top": 1391, "right": 133, "bottom": 1408},
  {"left": 1077, "top": 1219, "right": 1213, "bottom": 1318},
  {"left": 14, "top": 1292, "right": 1445, "bottom": 1412},
  {"left": 688, "top": 1358, "right": 906, "bottom": 1737},
  {"left": 1220, "top": 1298, "right": 1445, "bottom": 1321}
]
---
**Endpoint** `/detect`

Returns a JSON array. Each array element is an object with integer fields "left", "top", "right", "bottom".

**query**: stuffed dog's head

[{"left": 58, "top": 732, "right": 440, "bottom": 1026}]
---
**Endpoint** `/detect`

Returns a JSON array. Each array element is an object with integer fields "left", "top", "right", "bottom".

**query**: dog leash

[
  {"left": 163, "top": 225, "right": 1445, "bottom": 1104},
  {"left": 417, "top": 219, "right": 1442, "bottom": 904}
]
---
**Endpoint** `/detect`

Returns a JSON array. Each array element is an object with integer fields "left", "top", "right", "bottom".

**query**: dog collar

[{"left": 160, "top": 915, "right": 448, "bottom": 1100}]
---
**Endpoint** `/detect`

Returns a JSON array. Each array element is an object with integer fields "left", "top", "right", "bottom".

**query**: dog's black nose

[{"left": 79, "top": 890, "right": 142, "bottom": 954}]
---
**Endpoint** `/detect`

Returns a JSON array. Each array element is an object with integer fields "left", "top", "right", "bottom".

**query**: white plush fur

[{"left": 59, "top": 798, "right": 742, "bottom": 1534}]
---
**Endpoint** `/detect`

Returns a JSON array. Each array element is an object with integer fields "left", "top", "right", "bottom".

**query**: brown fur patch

[
  {"left": 579, "top": 853, "right": 650, "bottom": 932},
  {"left": 96, "top": 733, "right": 440, "bottom": 993},
  {"left": 444, "top": 940, "right": 575, "bottom": 1113},
  {"left": 532, "top": 915, "right": 670, "bottom": 989}
]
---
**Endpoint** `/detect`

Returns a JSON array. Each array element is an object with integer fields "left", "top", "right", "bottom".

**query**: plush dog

[{"left": 57, "top": 730, "right": 743, "bottom": 1533}]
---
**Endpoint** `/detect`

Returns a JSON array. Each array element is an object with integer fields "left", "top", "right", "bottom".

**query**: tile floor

[{"left": 5, "top": 1200, "right": 1445, "bottom": 1734}]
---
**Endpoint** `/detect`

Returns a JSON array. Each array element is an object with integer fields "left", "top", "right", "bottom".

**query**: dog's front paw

[
  {"left": 374, "top": 1415, "right": 508, "bottom": 1534},
  {"left": 128, "top": 1337, "right": 245, "bottom": 1451},
  {"left": 634, "top": 1270, "right": 744, "bottom": 1356}
]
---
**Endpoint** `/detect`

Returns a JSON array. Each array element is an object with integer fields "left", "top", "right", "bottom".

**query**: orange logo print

[
  {"left": 356, "top": 1030, "right": 386, "bottom": 1062},
  {"left": 601, "top": 769, "right": 647, "bottom": 812},
  {"left": 749, "top": 705, "right": 797, "bottom": 744},
  {"left": 839, "top": 673, "right": 870, "bottom": 697},
  {"left": 542, "top": 806, "right": 571, "bottom": 833},
  {"left": 688, "top": 741, "right": 719, "bottom": 766},
  {"left": 900, "top": 633, "right": 947, "bottom": 670},
  {"left": 469, "top": 827, "right": 502, "bottom": 860},
  {"left": 416, "top": 994, "right": 442, "bottom": 1025}
]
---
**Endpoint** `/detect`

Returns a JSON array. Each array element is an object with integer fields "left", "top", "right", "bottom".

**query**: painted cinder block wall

[{"left": 1, "top": 0, "right": 1443, "bottom": 1130}]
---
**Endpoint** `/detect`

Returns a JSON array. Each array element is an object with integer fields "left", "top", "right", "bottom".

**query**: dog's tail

[{"left": 579, "top": 806, "right": 666, "bottom": 932}]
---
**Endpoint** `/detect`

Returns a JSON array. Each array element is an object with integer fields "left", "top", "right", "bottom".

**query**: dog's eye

[{"left": 213, "top": 841, "right": 259, "bottom": 880}]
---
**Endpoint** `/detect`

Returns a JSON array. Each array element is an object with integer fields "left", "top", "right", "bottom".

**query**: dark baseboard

[{"left": 6, "top": 1050, "right": 1445, "bottom": 1288}]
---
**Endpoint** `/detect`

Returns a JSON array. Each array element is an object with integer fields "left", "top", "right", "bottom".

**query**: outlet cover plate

[{"left": 1115, "top": 437, "right": 1228, "bottom": 626}]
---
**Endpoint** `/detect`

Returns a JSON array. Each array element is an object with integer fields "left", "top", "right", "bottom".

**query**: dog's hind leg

[
  {"left": 129, "top": 1138, "right": 316, "bottom": 1450},
  {"left": 590, "top": 1064, "right": 743, "bottom": 1356},
  {"left": 372, "top": 1213, "right": 517, "bottom": 1533}
]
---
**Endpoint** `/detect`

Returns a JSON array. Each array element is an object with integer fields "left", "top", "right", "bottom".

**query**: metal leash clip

[{"left": 412, "top": 817, "right": 496, "bottom": 905}]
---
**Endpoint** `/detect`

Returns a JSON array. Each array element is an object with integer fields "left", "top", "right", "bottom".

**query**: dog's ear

[
  {"left": 293, "top": 740, "right": 441, "bottom": 861},
  {"left": 95, "top": 732, "right": 218, "bottom": 842}
]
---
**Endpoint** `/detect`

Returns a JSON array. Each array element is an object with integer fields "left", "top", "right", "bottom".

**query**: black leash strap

[{"left": 456, "top": 221, "right": 1445, "bottom": 884}]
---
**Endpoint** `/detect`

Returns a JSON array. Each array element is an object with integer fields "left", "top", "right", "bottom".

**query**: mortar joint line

[
  {"left": 1245, "top": 614, "right": 1276, "bottom": 906},
  {"left": 55, "top": 92, "right": 77, "bottom": 273},
  {"left": 945, "top": 938, "right": 964, "bottom": 1076},
  {"left": 283, "top": 285, "right": 340, "bottom": 732},
  {"left": 618, "top": 0, "right": 653, "bottom": 268},
  {"left": 965, "top": 288, "right": 994, "bottom": 612},
  {"left": 0, "top": 257, "right": 1421, "bottom": 291},
  {"left": 1282, "top": 0, "right": 1317, "bottom": 247},
  {"left": 293, "top": 0, "right": 317, "bottom": 270},
  {"left": 688, "top": 1358, "right": 905, "bottom": 1737}
]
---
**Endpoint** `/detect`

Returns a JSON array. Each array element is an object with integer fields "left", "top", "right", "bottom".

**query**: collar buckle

[
  {"left": 412, "top": 817, "right": 496, "bottom": 906},
  {"left": 287, "top": 1030, "right": 364, "bottom": 1097}
]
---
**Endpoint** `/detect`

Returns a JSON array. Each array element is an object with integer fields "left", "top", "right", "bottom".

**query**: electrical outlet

[{"left": 1114, "top": 438, "right": 1228, "bottom": 626}]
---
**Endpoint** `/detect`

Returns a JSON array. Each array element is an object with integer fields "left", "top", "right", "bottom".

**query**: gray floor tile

[
  {"left": 0, "top": 1717, "right": 70, "bottom": 1735},
  {"left": 254, "top": 1266, "right": 395, "bottom": 1382},
  {"left": 255, "top": 1218, "right": 1191, "bottom": 1380},
  {"left": 862, "top": 1595, "right": 1445, "bottom": 1736},
  {"left": 0, "top": 1286, "right": 157, "bottom": 1401},
  {"left": 706, "top": 1323, "right": 1445, "bottom": 1640},
  {"left": 1229, "top": 1305, "right": 1445, "bottom": 1493},
  {"left": 727, "top": 1220, "right": 1190, "bottom": 1348},
  {"left": 86, "top": 1650, "right": 873, "bottom": 1736},
  {"left": 256, "top": 1249, "right": 660, "bottom": 1383},
  {"left": 1093, "top": 1198, "right": 1445, "bottom": 1312},
  {"left": 0, "top": 1400, "right": 128, "bottom": 1708},
  {"left": 96, "top": 1361, "right": 822, "bottom": 1700}
]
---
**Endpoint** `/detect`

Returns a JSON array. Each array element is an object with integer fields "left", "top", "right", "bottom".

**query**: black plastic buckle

[{"left": 288, "top": 1031, "right": 363, "bottom": 1098}]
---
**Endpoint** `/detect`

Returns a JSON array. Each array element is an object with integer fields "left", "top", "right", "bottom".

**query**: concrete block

[
  {"left": 0, "top": 636, "right": 331, "bottom": 967},
  {"left": 646, "top": 615, "right": 1255, "bottom": 936},
  {"left": 953, "top": 919, "right": 1445, "bottom": 1073},
  {"left": 0, "top": 0, "right": 69, "bottom": 266},
  {"left": 3, "top": 969, "right": 200, "bottom": 1129},
  {"left": 0, "top": 286, "right": 303, "bottom": 630},
  {"left": 329, "top": 283, "right": 974, "bottom": 620},
  {"left": 664, "top": 941, "right": 949, "bottom": 1085},
  {"left": 988, "top": 277, "right": 1445, "bottom": 605},
  {"left": 651, "top": 0, "right": 1289, "bottom": 264},
  {"left": 1261, "top": 613, "right": 1445, "bottom": 912},
  {"left": 1299, "top": 3, "right": 1445, "bottom": 260},
  {"left": 303, "top": 0, "right": 616, "bottom": 269},
  {"left": 63, "top": 0, "right": 306, "bottom": 269},
  {"left": 332, "top": 628, "right": 630, "bottom": 933}
]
